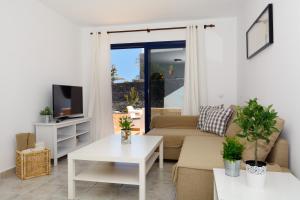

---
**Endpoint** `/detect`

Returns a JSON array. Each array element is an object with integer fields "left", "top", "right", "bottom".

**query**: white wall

[
  {"left": 237, "top": 0, "right": 300, "bottom": 177},
  {"left": 0, "top": 0, "right": 82, "bottom": 173},
  {"left": 81, "top": 18, "right": 238, "bottom": 113}
]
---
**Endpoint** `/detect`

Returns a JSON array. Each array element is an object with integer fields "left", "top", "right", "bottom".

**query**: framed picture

[{"left": 246, "top": 4, "right": 274, "bottom": 59}]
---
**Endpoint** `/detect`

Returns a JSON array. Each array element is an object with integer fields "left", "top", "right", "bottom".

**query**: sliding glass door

[
  {"left": 149, "top": 47, "right": 185, "bottom": 122},
  {"left": 111, "top": 41, "right": 186, "bottom": 133}
]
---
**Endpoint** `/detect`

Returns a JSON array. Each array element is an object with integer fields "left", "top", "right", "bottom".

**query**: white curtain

[
  {"left": 88, "top": 32, "right": 114, "bottom": 140},
  {"left": 182, "top": 25, "right": 208, "bottom": 115}
]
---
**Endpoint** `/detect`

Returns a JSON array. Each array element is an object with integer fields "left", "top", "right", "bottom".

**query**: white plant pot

[{"left": 245, "top": 160, "right": 267, "bottom": 189}]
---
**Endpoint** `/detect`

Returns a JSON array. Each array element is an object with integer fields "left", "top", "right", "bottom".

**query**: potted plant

[
  {"left": 222, "top": 136, "right": 245, "bottom": 177},
  {"left": 40, "top": 106, "right": 53, "bottom": 123},
  {"left": 235, "top": 98, "right": 278, "bottom": 188},
  {"left": 119, "top": 116, "right": 133, "bottom": 144}
]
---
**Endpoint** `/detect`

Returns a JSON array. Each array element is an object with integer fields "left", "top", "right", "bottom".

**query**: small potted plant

[
  {"left": 222, "top": 136, "right": 244, "bottom": 177},
  {"left": 119, "top": 116, "right": 133, "bottom": 144},
  {"left": 40, "top": 106, "right": 52, "bottom": 123},
  {"left": 235, "top": 98, "right": 278, "bottom": 188}
]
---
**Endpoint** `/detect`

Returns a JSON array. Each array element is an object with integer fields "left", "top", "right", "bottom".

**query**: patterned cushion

[
  {"left": 197, "top": 105, "right": 223, "bottom": 129},
  {"left": 202, "top": 108, "right": 233, "bottom": 136}
]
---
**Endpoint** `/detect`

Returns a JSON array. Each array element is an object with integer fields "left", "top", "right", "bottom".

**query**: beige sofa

[{"left": 148, "top": 109, "right": 289, "bottom": 200}]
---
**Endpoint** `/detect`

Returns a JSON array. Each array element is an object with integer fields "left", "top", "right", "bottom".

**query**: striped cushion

[
  {"left": 202, "top": 108, "right": 233, "bottom": 136},
  {"left": 197, "top": 105, "right": 223, "bottom": 129}
]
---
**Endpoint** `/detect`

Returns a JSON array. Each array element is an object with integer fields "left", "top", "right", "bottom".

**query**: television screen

[{"left": 52, "top": 85, "right": 83, "bottom": 118}]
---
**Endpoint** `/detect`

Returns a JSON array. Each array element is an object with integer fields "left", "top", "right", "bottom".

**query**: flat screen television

[{"left": 52, "top": 85, "right": 83, "bottom": 119}]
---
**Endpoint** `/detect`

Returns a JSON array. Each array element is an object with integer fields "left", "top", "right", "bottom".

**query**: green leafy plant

[
  {"left": 119, "top": 116, "right": 133, "bottom": 130},
  {"left": 124, "top": 87, "right": 139, "bottom": 106},
  {"left": 40, "top": 106, "right": 52, "bottom": 116},
  {"left": 222, "top": 137, "right": 245, "bottom": 161},
  {"left": 234, "top": 98, "right": 278, "bottom": 165},
  {"left": 111, "top": 65, "right": 124, "bottom": 83}
]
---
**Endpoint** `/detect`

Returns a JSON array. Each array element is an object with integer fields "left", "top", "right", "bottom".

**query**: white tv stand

[{"left": 35, "top": 118, "right": 91, "bottom": 166}]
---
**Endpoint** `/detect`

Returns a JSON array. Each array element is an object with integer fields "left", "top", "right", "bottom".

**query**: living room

[{"left": 1, "top": 0, "right": 300, "bottom": 199}]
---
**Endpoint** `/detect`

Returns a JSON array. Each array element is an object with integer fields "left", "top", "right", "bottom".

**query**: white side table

[{"left": 213, "top": 168, "right": 300, "bottom": 200}]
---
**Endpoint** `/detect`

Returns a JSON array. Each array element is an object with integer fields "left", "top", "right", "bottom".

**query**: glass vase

[{"left": 121, "top": 129, "right": 131, "bottom": 144}]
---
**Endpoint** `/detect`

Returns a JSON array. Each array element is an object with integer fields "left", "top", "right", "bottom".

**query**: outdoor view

[
  {"left": 111, "top": 46, "right": 185, "bottom": 134},
  {"left": 111, "top": 48, "right": 145, "bottom": 134}
]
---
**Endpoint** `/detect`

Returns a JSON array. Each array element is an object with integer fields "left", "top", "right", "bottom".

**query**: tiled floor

[{"left": 0, "top": 158, "right": 176, "bottom": 200}]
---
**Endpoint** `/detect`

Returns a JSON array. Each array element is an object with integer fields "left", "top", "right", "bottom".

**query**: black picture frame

[{"left": 246, "top": 4, "right": 274, "bottom": 59}]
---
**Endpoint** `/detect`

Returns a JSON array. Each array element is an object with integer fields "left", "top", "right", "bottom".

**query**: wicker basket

[{"left": 16, "top": 148, "right": 51, "bottom": 180}]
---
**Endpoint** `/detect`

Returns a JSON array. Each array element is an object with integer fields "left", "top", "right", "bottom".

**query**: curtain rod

[{"left": 89, "top": 24, "right": 215, "bottom": 35}]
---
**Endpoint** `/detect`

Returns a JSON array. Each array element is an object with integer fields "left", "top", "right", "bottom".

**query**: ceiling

[
  {"left": 39, "top": 0, "right": 239, "bottom": 26},
  {"left": 151, "top": 49, "right": 185, "bottom": 65}
]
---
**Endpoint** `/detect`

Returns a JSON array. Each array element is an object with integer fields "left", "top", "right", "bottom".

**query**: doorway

[{"left": 111, "top": 41, "right": 186, "bottom": 133}]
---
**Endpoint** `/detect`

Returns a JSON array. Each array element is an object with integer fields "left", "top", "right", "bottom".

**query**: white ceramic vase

[{"left": 245, "top": 160, "right": 267, "bottom": 188}]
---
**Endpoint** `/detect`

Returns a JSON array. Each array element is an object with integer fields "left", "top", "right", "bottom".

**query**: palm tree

[{"left": 111, "top": 65, "right": 124, "bottom": 83}]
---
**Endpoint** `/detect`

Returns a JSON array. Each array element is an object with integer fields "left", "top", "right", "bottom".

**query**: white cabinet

[{"left": 35, "top": 118, "right": 91, "bottom": 166}]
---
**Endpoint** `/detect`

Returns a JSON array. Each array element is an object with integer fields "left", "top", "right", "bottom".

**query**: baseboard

[{"left": 0, "top": 167, "right": 15, "bottom": 179}]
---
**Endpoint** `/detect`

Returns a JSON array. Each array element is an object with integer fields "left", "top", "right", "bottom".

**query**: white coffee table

[
  {"left": 68, "top": 135, "right": 163, "bottom": 200},
  {"left": 213, "top": 168, "right": 300, "bottom": 200}
]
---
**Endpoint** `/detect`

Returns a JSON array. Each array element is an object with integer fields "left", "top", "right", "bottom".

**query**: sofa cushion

[
  {"left": 241, "top": 118, "right": 284, "bottom": 162},
  {"left": 225, "top": 105, "right": 242, "bottom": 136},
  {"left": 202, "top": 108, "right": 233, "bottom": 136},
  {"left": 177, "top": 136, "right": 224, "bottom": 170},
  {"left": 266, "top": 138, "right": 289, "bottom": 168},
  {"left": 147, "top": 128, "right": 218, "bottom": 149},
  {"left": 150, "top": 116, "right": 198, "bottom": 129},
  {"left": 197, "top": 105, "right": 223, "bottom": 129},
  {"left": 226, "top": 121, "right": 242, "bottom": 137}
]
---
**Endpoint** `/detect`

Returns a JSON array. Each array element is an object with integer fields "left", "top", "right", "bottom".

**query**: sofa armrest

[
  {"left": 266, "top": 138, "right": 289, "bottom": 168},
  {"left": 150, "top": 116, "right": 199, "bottom": 129}
]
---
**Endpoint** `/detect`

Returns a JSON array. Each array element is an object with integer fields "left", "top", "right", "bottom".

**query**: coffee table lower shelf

[
  {"left": 74, "top": 152, "right": 159, "bottom": 185},
  {"left": 75, "top": 163, "right": 139, "bottom": 185}
]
